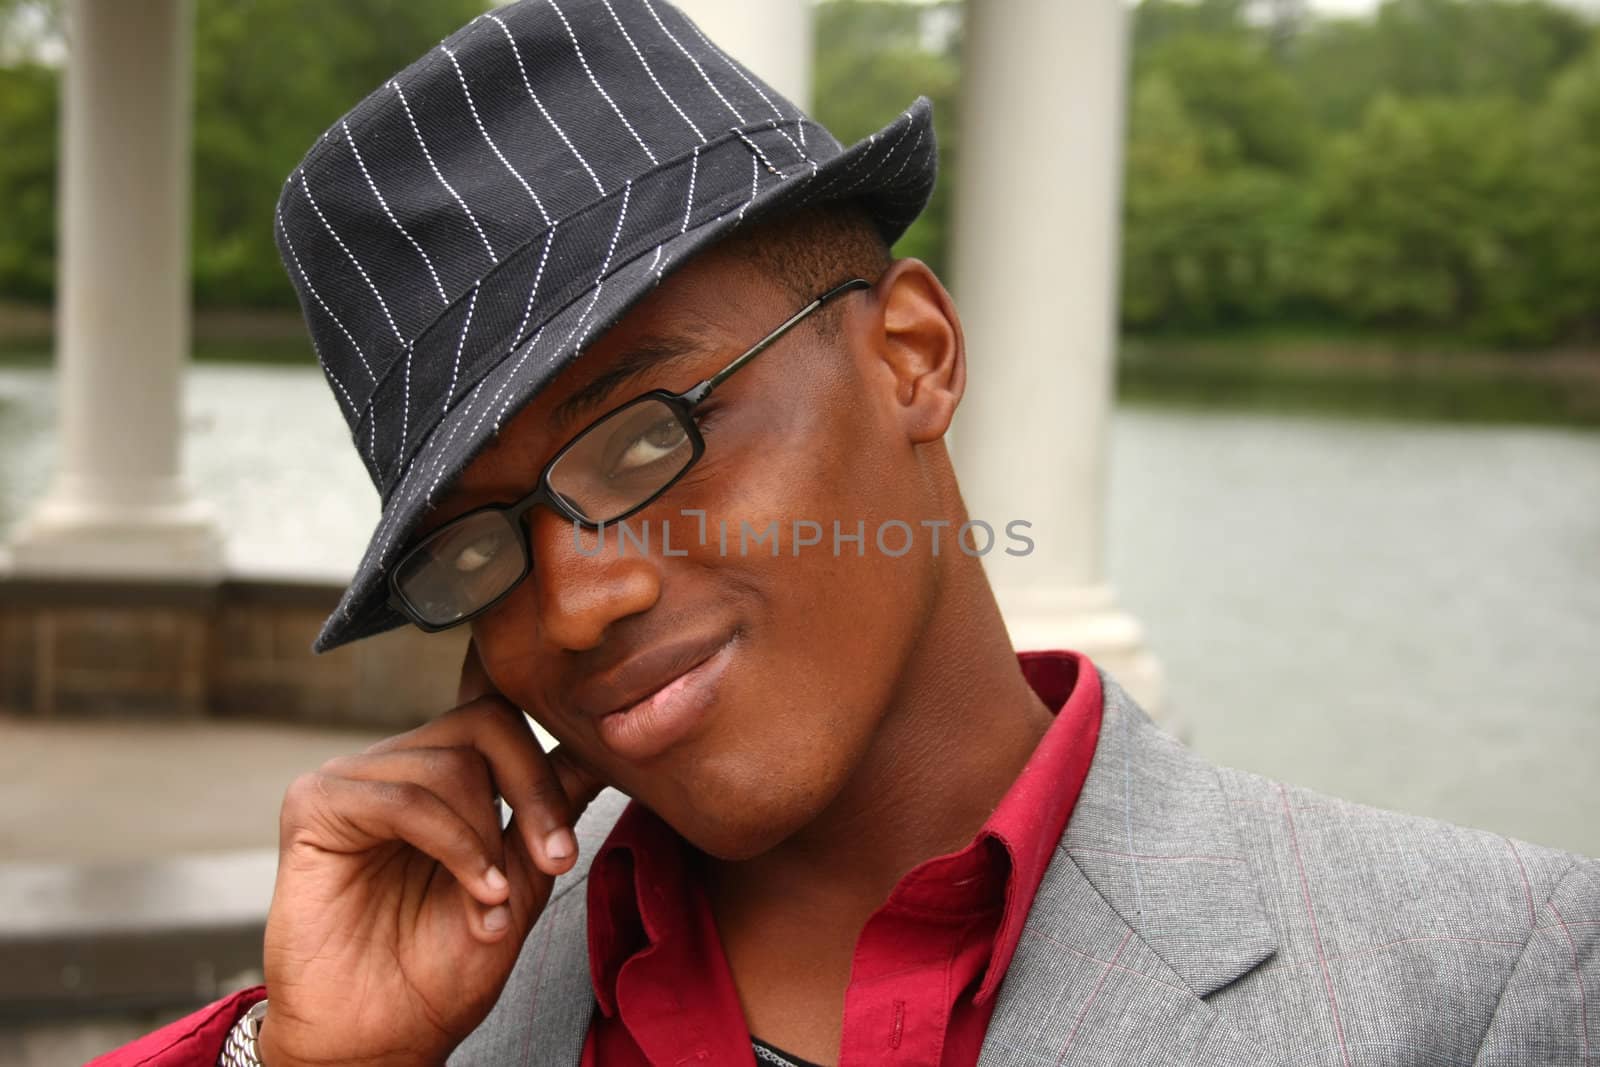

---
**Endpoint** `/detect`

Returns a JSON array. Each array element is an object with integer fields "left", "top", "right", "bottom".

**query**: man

[{"left": 98, "top": 1, "right": 1596, "bottom": 1065}]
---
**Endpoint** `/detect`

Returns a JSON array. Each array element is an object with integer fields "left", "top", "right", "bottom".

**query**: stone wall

[{"left": 0, "top": 577, "right": 469, "bottom": 729}]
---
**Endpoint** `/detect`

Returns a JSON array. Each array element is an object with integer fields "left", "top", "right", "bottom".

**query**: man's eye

[
  {"left": 453, "top": 532, "right": 503, "bottom": 573},
  {"left": 612, "top": 417, "right": 687, "bottom": 473}
]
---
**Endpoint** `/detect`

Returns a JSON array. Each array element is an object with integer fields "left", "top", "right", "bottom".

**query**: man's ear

[{"left": 869, "top": 258, "right": 966, "bottom": 444}]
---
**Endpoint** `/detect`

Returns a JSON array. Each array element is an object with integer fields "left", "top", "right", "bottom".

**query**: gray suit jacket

[{"left": 452, "top": 670, "right": 1600, "bottom": 1065}]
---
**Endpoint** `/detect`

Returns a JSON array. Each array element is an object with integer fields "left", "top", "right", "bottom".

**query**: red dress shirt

[
  {"left": 86, "top": 985, "right": 268, "bottom": 1066},
  {"left": 581, "top": 650, "right": 1102, "bottom": 1067},
  {"left": 86, "top": 650, "right": 1101, "bottom": 1067}
]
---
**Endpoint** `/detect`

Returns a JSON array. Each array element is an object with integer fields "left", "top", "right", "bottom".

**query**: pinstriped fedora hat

[{"left": 274, "top": 0, "right": 937, "bottom": 653}]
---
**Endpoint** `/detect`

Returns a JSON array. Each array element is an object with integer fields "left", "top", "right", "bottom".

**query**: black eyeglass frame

[{"left": 386, "top": 276, "right": 874, "bottom": 633}]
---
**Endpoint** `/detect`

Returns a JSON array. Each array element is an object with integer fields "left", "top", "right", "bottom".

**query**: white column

[
  {"left": 670, "top": 0, "right": 812, "bottom": 109},
  {"left": 950, "top": 0, "right": 1165, "bottom": 717},
  {"left": 8, "top": 0, "right": 222, "bottom": 581}
]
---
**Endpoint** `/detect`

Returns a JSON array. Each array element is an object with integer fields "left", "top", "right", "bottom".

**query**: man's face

[{"left": 430, "top": 243, "right": 956, "bottom": 860}]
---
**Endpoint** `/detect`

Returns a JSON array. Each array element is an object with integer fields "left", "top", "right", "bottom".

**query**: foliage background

[{"left": 0, "top": 0, "right": 1596, "bottom": 350}]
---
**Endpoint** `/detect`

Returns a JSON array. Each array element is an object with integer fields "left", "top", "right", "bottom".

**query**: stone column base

[
  {"left": 7, "top": 506, "right": 225, "bottom": 583},
  {"left": 0, "top": 576, "right": 467, "bottom": 728}
]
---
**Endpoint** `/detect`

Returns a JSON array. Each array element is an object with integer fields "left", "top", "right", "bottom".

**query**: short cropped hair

[{"left": 719, "top": 199, "right": 893, "bottom": 319}]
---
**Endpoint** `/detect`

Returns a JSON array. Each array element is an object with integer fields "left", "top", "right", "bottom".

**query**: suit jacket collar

[
  {"left": 975, "top": 668, "right": 1279, "bottom": 1066},
  {"left": 1059, "top": 669, "right": 1277, "bottom": 998}
]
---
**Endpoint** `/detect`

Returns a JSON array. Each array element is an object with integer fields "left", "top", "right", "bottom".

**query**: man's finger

[
  {"left": 318, "top": 747, "right": 505, "bottom": 867},
  {"left": 281, "top": 772, "right": 510, "bottom": 921},
  {"left": 361, "top": 697, "right": 588, "bottom": 877}
]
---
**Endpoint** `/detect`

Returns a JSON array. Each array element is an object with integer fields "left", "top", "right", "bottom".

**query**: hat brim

[{"left": 313, "top": 97, "right": 938, "bottom": 652}]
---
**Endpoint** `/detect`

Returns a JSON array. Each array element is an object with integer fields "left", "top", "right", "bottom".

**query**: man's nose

[{"left": 519, "top": 504, "right": 663, "bottom": 652}]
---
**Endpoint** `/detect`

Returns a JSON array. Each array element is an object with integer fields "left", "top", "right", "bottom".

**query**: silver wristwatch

[{"left": 219, "top": 999, "right": 269, "bottom": 1067}]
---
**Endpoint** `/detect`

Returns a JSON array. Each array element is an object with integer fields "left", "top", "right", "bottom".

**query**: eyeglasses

[{"left": 387, "top": 277, "right": 873, "bottom": 632}]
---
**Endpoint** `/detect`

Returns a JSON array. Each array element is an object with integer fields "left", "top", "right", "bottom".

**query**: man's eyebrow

[{"left": 550, "top": 331, "right": 720, "bottom": 432}]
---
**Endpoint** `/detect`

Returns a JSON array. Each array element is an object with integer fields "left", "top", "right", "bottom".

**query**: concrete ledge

[
  {"left": 0, "top": 574, "right": 468, "bottom": 729},
  {"left": 0, "top": 850, "right": 273, "bottom": 1021}
]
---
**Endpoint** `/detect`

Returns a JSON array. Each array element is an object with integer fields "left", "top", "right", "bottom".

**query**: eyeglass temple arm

[{"left": 681, "top": 277, "right": 872, "bottom": 406}]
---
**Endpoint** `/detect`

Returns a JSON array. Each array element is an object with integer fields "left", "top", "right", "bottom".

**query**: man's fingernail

[
  {"left": 485, "top": 865, "right": 508, "bottom": 893},
  {"left": 546, "top": 828, "right": 574, "bottom": 862},
  {"left": 484, "top": 905, "right": 510, "bottom": 932}
]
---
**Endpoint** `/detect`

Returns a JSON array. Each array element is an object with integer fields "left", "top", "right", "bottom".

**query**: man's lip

[{"left": 572, "top": 632, "right": 733, "bottom": 721}]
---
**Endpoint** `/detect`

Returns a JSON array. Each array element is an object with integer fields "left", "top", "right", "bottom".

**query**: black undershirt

[{"left": 750, "top": 1034, "right": 828, "bottom": 1067}]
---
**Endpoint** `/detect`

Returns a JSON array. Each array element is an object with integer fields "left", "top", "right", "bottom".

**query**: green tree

[
  {"left": 1369, "top": 0, "right": 1591, "bottom": 104},
  {"left": 1122, "top": 22, "right": 1319, "bottom": 330},
  {"left": 0, "top": 0, "right": 491, "bottom": 309},
  {"left": 0, "top": 62, "right": 55, "bottom": 301},
  {"left": 1309, "top": 94, "right": 1556, "bottom": 343},
  {"left": 1122, "top": 71, "right": 1314, "bottom": 329},
  {"left": 1528, "top": 29, "right": 1600, "bottom": 341},
  {"left": 1132, "top": 0, "right": 1253, "bottom": 55},
  {"left": 0, "top": 0, "right": 58, "bottom": 301},
  {"left": 1290, "top": 0, "right": 1591, "bottom": 129},
  {"left": 1134, "top": 32, "right": 1315, "bottom": 172},
  {"left": 192, "top": 0, "right": 490, "bottom": 307},
  {"left": 1289, "top": 17, "right": 1388, "bottom": 130},
  {"left": 1123, "top": 0, "right": 1597, "bottom": 345},
  {"left": 812, "top": 0, "right": 960, "bottom": 276}
]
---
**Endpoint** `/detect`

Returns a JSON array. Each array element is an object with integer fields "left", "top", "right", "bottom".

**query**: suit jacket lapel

[
  {"left": 448, "top": 791, "right": 633, "bottom": 1067},
  {"left": 978, "top": 670, "right": 1280, "bottom": 1066},
  {"left": 448, "top": 885, "right": 595, "bottom": 1066}
]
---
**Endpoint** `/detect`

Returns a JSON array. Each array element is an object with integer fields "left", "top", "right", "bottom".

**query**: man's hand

[{"left": 256, "top": 642, "right": 605, "bottom": 1067}]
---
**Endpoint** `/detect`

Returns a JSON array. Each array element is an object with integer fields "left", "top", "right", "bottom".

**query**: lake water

[{"left": 2, "top": 365, "right": 1597, "bottom": 856}]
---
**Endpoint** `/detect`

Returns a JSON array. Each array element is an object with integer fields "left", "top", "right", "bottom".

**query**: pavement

[
  {"left": 0, "top": 714, "right": 387, "bottom": 866},
  {"left": 1, "top": 1014, "right": 196, "bottom": 1067},
  {"left": 0, "top": 714, "right": 388, "bottom": 1065}
]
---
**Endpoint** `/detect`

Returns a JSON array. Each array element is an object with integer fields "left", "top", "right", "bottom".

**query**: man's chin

[
  {"left": 623, "top": 722, "right": 863, "bottom": 861},
  {"left": 688, "top": 823, "right": 799, "bottom": 863},
  {"left": 651, "top": 784, "right": 827, "bottom": 864}
]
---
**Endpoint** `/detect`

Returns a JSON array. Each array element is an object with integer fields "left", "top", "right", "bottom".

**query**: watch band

[{"left": 219, "top": 998, "right": 268, "bottom": 1067}]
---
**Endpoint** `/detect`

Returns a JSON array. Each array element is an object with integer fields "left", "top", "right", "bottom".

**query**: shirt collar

[
  {"left": 586, "top": 798, "right": 688, "bottom": 1019},
  {"left": 975, "top": 649, "right": 1102, "bottom": 1002}
]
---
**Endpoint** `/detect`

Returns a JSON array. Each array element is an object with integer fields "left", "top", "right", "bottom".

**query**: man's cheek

[{"left": 471, "top": 640, "right": 538, "bottom": 706}]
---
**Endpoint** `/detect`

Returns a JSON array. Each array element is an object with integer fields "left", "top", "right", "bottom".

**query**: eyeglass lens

[
  {"left": 394, "top": 396, "right": 696, "bottom": 625},
  {"left": 546, "top": 396, "right": 696, "bottom": 522}
]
